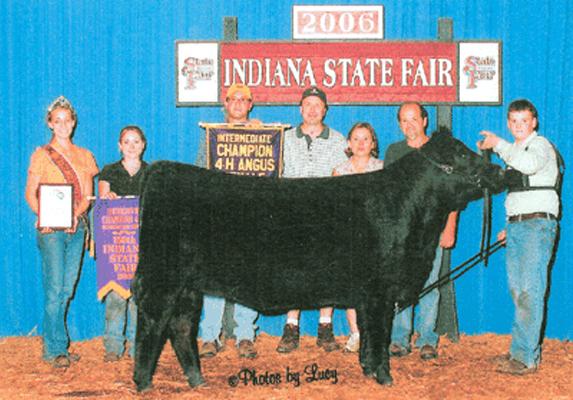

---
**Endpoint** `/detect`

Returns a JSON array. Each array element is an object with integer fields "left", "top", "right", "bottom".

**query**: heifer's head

[{"left": 418, "top": 128, "right": 506, "bottom": 208}]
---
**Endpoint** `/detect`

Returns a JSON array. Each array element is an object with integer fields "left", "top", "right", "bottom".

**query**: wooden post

[
  {"left": 435, "top": 17, "right": 460, "bottom": 342},
  {"left": 221, "top": 16, "right": 239, "bottom": 342},
  {"left": 223, "top": 16, "right": 238, "bottom": 41}
]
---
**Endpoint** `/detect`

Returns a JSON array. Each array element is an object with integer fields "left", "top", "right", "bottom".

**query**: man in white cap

[{"left": 196, "top": 83, "right": 260, "bottom": 359}]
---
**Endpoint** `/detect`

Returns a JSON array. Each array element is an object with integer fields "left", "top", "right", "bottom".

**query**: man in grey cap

[{"left": 276, "top": 86, "right": 348, "bottom": 353}]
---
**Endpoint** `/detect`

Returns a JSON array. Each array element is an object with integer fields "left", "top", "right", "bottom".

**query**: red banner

[
  {"left": 220, "top": 41, "right": 457, "bottom": 104},
  {"left": 176, "top": 41, "right": 501, "bottom": 105}
]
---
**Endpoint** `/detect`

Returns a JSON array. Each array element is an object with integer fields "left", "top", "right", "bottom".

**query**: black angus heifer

[{"left": 132, "top": 130, "right": 506, "bottom": 391}]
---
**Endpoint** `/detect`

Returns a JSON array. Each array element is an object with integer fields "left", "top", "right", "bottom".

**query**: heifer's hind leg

[
  {"left": 358, "top": 296, "right": 394, "bottom": 385},
  {"left": 133, "top": 305, "right": 170, "bottom": 392},
  {"left": 168, "top": 288, "right": 205, "bottom": 388},
  {"left": 375, "top": 299, "right": 395, "bottom": 386},
  {"left": 356, "top": 302, "right": 374, "bottom": 375}
]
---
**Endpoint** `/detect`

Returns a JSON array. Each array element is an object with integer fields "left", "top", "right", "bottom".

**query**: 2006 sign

[{"left": 293, "top": 5, "right": 384, "bottom": 40}]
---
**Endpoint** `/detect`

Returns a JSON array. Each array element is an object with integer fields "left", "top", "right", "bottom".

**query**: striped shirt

[{"left": 283, "top": 125, "right": 347, "bottom": 178}]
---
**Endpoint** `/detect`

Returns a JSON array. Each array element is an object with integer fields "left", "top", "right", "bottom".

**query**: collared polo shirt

[{"left": 283, "top": 125, "right": 347, "bottom": 178}]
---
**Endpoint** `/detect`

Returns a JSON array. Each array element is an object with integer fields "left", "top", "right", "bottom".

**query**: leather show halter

[{"left": 395, "top": 147, "right": 501, "bottom": 313}]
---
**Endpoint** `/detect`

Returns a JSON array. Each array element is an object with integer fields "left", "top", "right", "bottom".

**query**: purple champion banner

[
  {"left": 206, "top": 125, "right": 285, "bottom": 177},
  {"left": 93, "top": 197, "right": 140, "bottom": 300}
]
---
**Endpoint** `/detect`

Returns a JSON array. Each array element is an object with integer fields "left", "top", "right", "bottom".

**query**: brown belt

[{"left": 508, "top": 212, "right": 556, "bottom": 223}]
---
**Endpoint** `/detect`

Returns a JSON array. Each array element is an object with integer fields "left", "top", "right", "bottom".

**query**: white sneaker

[{"left": 344, "top": 332, "right": 360, "bottom": 353}]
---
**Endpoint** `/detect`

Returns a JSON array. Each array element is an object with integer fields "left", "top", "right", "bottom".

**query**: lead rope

[
  {"left": 396, "top": 239, "right": 505, "bottom": 314},
  {"left": 396, "top": 146, "right": 499, "bottom": 313},
  {"left": 479, "top": 148, "right": 493, "bottom": 267}
]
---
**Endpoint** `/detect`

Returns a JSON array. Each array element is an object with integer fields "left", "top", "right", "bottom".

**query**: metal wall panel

[{"left": 1, "top": 0, "right": 571, "bottom": 340}]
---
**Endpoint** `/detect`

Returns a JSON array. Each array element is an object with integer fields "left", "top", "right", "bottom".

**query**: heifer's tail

[
  {"left": 134, "top": 160, "right": 196, "bottom": 299},
  {"left": 134, "top": 161, "right": 207, "bottom": 390}
]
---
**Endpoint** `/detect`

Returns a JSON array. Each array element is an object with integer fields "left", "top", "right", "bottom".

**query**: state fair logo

[
  {"left": 180, "top": 57, "right": 215, "bottom": 90},
  {"left": 463, "top": 56, "right": 497, "bottom": 89}
]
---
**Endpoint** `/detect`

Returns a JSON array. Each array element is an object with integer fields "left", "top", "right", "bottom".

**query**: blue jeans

[
  {"left": 391, "top": 246, "right": 443, "bottom": 349},
  {"left": 37, "top": 223, "right": 86, "bottom": 360},
  {"left": 200, "top": 295, "right": 257, "bottom": 345},
  {"left": 506, "top": 218, "right": 557, "bottom": 368},
  {"left": 104, "top": 291, "right": 137, "bottom": 357}
]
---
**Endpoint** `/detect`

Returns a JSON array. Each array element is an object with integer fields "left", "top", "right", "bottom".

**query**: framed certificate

[{"left": 38, "top": 184, "right": 73, "bottom": 229}]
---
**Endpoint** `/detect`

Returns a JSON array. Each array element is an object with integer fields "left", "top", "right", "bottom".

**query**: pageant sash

[{"left": 44, "top": 145, "right": 83, "bottom": 207}]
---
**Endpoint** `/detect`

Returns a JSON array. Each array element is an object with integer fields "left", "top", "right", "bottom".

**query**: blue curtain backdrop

[{"left": 1, "top": 0, "right": 572, "bottom": 340}]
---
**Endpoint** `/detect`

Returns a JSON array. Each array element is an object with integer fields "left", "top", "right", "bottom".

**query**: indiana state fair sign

[{"left": 176, "top": 40, "right": 501, "bottom": 106}]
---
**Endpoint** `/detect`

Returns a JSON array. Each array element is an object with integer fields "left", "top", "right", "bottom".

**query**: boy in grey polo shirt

[{"left": 277, "top": 87, "right": 347, "bottom": 353}]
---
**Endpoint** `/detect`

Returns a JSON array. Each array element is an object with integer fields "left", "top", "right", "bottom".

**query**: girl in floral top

[{"left": 333, "top": 122, "right": 383, "bottom": 352}]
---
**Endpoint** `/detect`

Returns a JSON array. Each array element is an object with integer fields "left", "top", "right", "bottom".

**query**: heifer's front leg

[
  {"left": 168, "top": 288, "right": 205, "bottom": 388},
  {"left": 357, "top": 297, "right": 394, "bottom": 385},
  {"left": 133, "top": 303, "right": 171, "bottom": 392},
  {"left": 374, "top": 298, "right": 395, "bottom": 386}
]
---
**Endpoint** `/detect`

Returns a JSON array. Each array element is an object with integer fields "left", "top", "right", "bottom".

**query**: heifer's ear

[
  {"left": 434, "top": 126, "right": 453, "bottom": 137},
  {"left": 429, "top": 126, "right": 452, "bottom": 144}
]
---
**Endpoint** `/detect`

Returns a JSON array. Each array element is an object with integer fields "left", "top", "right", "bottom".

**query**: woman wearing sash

[
  {"left": 25, "top": 96, "right": 98, "bottom": 368},
  {"left": 98, "top": 126, "right": 148, "bottom": 362}
]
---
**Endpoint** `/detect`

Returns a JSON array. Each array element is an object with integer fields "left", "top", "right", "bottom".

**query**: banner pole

[
  {"left": 435, "top": 17, "right": 460, "bottom": 343},
  {"left": 221, "top": 15, "right": 239, "bottom": 342}
]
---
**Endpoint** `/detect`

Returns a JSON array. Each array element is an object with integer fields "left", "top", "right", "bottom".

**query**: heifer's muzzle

[
  {"left": 419, "top": 150, "right": 505, "bottom": 192},
  {"left": 475, "top": 164, "right": 506, "bottom": 193}
]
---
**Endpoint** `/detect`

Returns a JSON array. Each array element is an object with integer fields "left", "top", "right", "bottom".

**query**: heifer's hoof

[
  {"left": 374, "top": 366, "right": 393, "bottom": 386},
  {"left": 362, "top": 364, "right": 378, "bottom": 379},
  {"left": 363, "top": 367, "right": 393, "bottom": 385},
  {"left": 188, "top": 373, "right": 206, "bottom": 388},
  {"left": 375, "top": 372, "right": 393, "bottom": 386},
  {"left": 135, "top": 381, "right": 153, "bottom": 393}
]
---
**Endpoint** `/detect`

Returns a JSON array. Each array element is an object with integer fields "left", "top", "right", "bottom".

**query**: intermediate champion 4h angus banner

[
  {"left": 203, "top": 124, "right": 286, "bottom": 177},
  {"left": 94, "top": 197, "right": 140, "bottom": 300}
]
